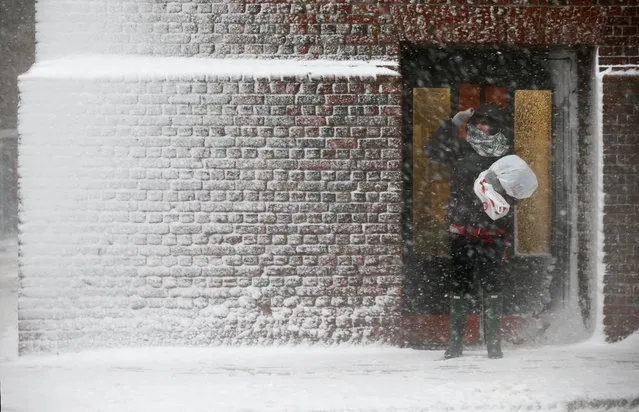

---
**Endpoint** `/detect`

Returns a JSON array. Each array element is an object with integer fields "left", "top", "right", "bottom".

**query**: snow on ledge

[
  {"left": 21, "top": 55, "right": 400, "bottom": 81},
  {"left": 598, "top": 65, "right": 639, "bottom": 76}
]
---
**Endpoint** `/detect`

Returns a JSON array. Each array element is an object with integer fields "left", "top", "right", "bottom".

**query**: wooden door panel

[
  {"left": 485, "top": 87, "right": 508, "bottom": 107},
  {"left": 458, "top": 84, "right": 481, "bottom": 139},
  {"left": 412, "top": 88, "right": 451, "bottom": 256},
  {"left": 514, "top": 90, "right": 553, "bottom": 255}
]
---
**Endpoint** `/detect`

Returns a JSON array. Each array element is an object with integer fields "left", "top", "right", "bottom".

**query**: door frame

[{"left": 399, "top": 45, "right": 583, "bottom": 346}]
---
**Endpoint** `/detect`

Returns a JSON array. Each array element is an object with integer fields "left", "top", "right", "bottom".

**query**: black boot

[
  {"left": 484, "top": 294, "right": 503, "bottom": 359},
  {"left": 444, "top": 295, "right": 467, "bottom": 359}
]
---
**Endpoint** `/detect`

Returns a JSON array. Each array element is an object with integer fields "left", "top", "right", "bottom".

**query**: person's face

[{"left": 474, "top": 122, "right": 493, "bottom": 134}]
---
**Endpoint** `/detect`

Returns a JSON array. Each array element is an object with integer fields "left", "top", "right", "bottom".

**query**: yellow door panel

[
  {"left": 514, "top": 90, "right": 553, "bottom": 255},
  {"left": 412, "top": 88, "right": 451, "bottom": 256}
]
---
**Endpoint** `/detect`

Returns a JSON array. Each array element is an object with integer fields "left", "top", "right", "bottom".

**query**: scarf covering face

[{"left": 466, "top": 124, "right": 510, "bottom": 157}]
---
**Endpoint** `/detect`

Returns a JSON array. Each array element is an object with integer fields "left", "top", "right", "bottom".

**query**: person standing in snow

[{"left": 423, "top": 103, "right": 518, "bottom": 359}]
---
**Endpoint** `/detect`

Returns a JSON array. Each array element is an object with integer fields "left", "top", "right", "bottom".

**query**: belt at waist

[{"left": 449, "top": 224, "right": 509, "bottom": 243}]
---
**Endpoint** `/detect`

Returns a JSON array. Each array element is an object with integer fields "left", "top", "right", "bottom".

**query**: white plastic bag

[
  {"left": 474, "top": 155, "right": 538, "bottom": 220},
  {"left": 474, "top": 171, "right": 511, "bottom": 220},
  {"left": 489, "top": 155, "right": 538, "bottom": 200}
]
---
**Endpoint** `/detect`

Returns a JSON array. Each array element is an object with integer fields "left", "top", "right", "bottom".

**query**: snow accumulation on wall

[
  {"left": 0, "top": 130, "right": 19, "bottom": 360},
  {"left": 0, "top": 236, "right": 18, "bottom": 361},
  {"left": 26, "top": 55, "right": 399, "bottom": 80},
  {"left": 17, "top": 55, "right": 403, "bottom": 352}
]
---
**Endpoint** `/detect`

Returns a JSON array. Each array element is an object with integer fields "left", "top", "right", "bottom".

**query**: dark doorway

[{"left": 400, "top": 45, "right": 581, "bottom": 347}]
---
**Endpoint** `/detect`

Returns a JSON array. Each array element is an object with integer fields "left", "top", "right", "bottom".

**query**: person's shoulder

[{"left": 433, "top": 119, "right": 458, "bottom": 136}]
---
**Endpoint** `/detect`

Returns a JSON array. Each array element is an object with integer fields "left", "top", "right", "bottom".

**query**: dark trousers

[{"left": 449, "top": 233, "right": 506, "bottom": 296}]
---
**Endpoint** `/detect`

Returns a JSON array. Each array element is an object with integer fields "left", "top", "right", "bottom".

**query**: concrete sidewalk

[{"left": 1, "top": 339, "right": 638, "bottom": 412}]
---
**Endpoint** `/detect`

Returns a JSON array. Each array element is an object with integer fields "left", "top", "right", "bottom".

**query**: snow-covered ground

[
  {"left": 2, "top": 227, "right": 637, "bottom": 411},
  {"left": 2, "top": 337, "right": 638, "bottom": 412}
]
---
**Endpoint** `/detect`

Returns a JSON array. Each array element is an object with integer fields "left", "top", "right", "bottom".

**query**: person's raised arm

[{"left": 422, "top": 108, "right": 474, "bottom": 162}]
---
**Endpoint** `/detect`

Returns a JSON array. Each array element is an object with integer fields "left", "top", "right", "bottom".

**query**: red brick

[
  {"left": 345, "top": 35, "right": 379, "bottom": 45},
  {"left": 348, "top": 15, "right": 379, "bottom": 25},
  {"left": 326, "top": 95, "right": 356, "bottom": 105},
  {"left": 327, "top": 138, "right": 357, "bottom": 149},
  {"left": 316, "top": 84, "right": 333, "bottom": 95},
  {"left": 508, "top": 7, "right": 547, "bottom": 45},
  {"left": 348, "top": 83, "right": 365, "bottom": 94},
  {"left": 392, "top": 5, "right": 453, "bottom": 44},
  {"left": 363, "top": 106, "right": 379, "bottom": 115},
  {"left": 381, "top": 106, "right": 401, "bottom": 116},
  {"left": 380, "top": 83, "right": 401, "bottom": 94}
]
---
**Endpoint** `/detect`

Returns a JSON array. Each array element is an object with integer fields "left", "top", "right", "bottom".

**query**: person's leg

[
  {"left": 477, "top": 243, "right": 504, "bottom": 359},
  {"left": 445, "top": 235, "right": 474, "bottom": 359},
  {"left": 483, "top": 292, "right": 503, "bottom": 358}
]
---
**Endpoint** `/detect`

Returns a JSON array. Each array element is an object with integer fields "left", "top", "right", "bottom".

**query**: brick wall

[
  {"left": 35, "top": 0, "right": 398, "bottom": 60},
  {"left": 393, "top": 3, "right": 607, "bottom": 46},
  {"left": 18, "top": 72, "right": 403, "bottom": 351},
  {"left": 36, "top": 1, "right": 637, "bottom": 63},
  {"left": 601, "top": 72, "right": 639, "bottom": 342},
  {"left": 16, "top": 0, "right": 639, "bottom": 350},
  {"left": 598, "top": 1, "right": 639, "bottom": 342},
  {"left": 599, "top": 3, "right": 639, "bottom": 66}
]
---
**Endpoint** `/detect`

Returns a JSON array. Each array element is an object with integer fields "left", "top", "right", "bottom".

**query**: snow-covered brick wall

[
  {"left": 36, "top": 0, "right": 398, "bottom": 61},
  {"left": 35, "top": 1, "right": 629, "bottom": 64},
  {"left": 600, "top": 71, "right": 639, "bottom": 342},
  {"left": 36, "top": 0, "right": 639, "bottom": 64},
  {"left": 17, "top": 57, "right": 403, "bottom": 352},
  {"left": 37, "top": 1, "right": 620, "bottom": 63}
]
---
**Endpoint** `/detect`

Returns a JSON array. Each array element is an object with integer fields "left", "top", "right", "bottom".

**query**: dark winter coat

[{"left": 423, "top": 119, "right": 515, "bottom": 232}]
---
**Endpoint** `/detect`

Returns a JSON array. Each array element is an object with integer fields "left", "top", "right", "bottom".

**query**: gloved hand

[
  {"left": 484, "top": 169, "right": 505, "bottom": 195},
  {"left": 451, "top": 108, "right": 474, "bottom": 126}
]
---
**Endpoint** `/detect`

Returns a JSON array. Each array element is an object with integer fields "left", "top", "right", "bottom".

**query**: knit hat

[{"left": 467, "top": 103, "right": 510, "bottom": 135}]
